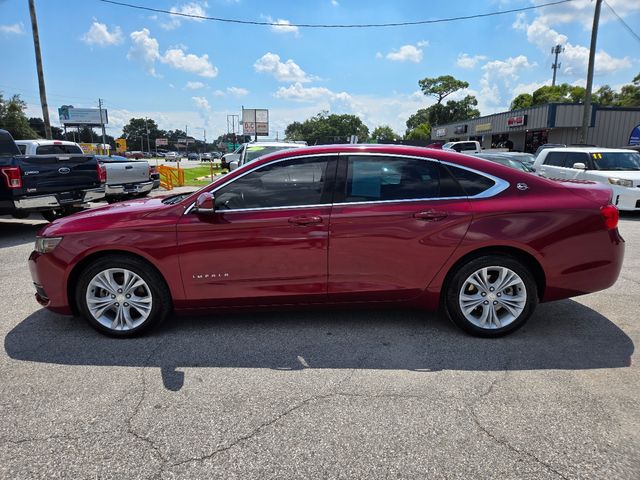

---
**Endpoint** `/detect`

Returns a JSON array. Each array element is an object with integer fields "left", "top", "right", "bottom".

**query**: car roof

[
  {"left": 243, "top": 142, "right": 307, "bottom": 148},
  {"left": 14, "top": 139, "right": 79, "bottom": 146},
  {"left": 541, "top": 147, "right": 634, "bottom": 154}
]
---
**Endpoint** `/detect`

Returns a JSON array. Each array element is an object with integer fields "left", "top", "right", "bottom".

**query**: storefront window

[{"left": 525, "top": 130, "right": 549, "bottom": 153}]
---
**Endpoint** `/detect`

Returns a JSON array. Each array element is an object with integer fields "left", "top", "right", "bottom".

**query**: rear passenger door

[
  {"left": 563, "top": 152, "right": 590, "bottom": 180},
  {"left": 327, "top": 154, "right": 474, "bottom": 302},
  {"left": 538, "top": 151, "right": 569, "bottom": 179}
]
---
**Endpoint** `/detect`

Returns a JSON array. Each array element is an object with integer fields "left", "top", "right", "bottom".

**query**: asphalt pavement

[{"left": 0, "top": 211, "right": 638, "bottom": 479}]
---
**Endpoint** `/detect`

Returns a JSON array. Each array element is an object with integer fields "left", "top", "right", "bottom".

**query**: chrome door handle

[
  {"left": 288, "top": 215, "right": 323, "bottom": 225},
  {"left": 413, "top": 210, "right": 448, "bottom": 221}
]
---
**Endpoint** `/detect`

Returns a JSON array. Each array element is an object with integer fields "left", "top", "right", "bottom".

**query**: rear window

[
  {"left": 35, "top": 144, "right": 83, "bottom": 155},
  {"left": 16, "top": 144, "right": 26, "bottom": 154}
]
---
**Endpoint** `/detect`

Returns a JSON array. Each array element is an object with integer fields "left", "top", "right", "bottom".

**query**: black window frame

[
  {"left": 333, "top": 154, "right": 472, "bottom": 204},
  {"left": 210, "top": 154, "right": 338, "bottom": 211}
]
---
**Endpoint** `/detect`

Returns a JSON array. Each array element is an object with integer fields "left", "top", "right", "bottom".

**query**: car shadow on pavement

[
  {"left": 5, "top": 299, "right": 634, "bottom": 391},
  {"left": 0, "top": 218, "right": 47, "bottom": 248}
]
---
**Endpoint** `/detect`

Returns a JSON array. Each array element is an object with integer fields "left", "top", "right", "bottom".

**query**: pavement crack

[
  {"left": 469, "top": 372, "right": 570, "bottom": 480},
  {"left": 3, "top": 430, "right": 116, "bottom": 446}
]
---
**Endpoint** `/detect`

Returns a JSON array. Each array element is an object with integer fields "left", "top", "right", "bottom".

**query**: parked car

[
  {"left": 1, "top": 131, "right": 105, "bottom": 221},
  {"left": 94, "top": 155, "right": 154, "bottom": 202},
  {"left": 533, "top": 147, "right": 640, "bottom": 211},
  {"left": 187, "top": 152, "right": 200, "bottom": 161},
  {"left": 15, "top": 139, "right": 85, "bottom": 155},
  {"left": 442, "top": 141, "right": 482, "bottom": 154},
  {"left": 472, "top": 153, "right": 534, "bottom": 173},
  {"left": 29, "top": 144, "right": 623, "bottom": 338},
  {"left": 125, "top": 151, "right": 145, "bottom": 160},
  {"left": 165, "top": 152, "right": 179, "bottom": 160},
  {"left": 533, "top": 144, "right": 566, "bottom": 158},
  {"left": 227, "top": 141, "right": 308, "bottom": 171},
  {"left": 201, "top": 152, "right": 212, "bottom": 160}
]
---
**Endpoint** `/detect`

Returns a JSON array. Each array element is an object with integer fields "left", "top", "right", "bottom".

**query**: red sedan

[{"left": 29, "top": 145, "right": 624, "bottom": 338}]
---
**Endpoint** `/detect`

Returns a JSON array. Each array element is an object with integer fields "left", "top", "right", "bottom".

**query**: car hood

[{"left": 39, "top": 197, "right": 177, "bottom": 237}]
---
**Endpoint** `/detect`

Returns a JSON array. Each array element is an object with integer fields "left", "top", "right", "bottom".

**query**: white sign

[
  {"left": 243, "top": 108, "right": 269, "bottom": 136},
  {"left": 58, "top": 106, "right": 108, "bottom": 125},
  {"left": 155, "top": 138, "right": 168, "bottom": 146},
  {"left": 435, "top": 128, "right": 447, "bottom": 137}
]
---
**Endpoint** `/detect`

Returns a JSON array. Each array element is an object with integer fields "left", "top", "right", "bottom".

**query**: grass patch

[{"left": 180, "top": 165, "right": 227, "bottom": 186}]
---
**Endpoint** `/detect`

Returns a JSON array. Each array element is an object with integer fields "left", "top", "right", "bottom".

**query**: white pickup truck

[
  {"left": 15, "top": 140, "right": 153, "bottom": 202},
  {"left": 442, "top": 140, "right": 509, "bottom": 154}
]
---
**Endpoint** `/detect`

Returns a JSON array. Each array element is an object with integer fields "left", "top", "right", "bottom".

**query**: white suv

[{"left": 533, "top": 147, "right": 640, "bottom": 211}]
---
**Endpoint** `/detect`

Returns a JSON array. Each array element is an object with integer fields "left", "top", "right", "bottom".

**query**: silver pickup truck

[{"left": 94, "top": 155, "right": 153, "bottom": 202}]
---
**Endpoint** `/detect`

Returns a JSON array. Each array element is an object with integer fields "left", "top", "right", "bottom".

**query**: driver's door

[{"left": 177, "top": 155, "right": 336, "bottom": 307}]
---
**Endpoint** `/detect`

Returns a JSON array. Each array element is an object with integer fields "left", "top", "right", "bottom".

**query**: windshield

[
  {"left": 442, "top": 143, "right": 453, "bottom": 149},
  {"left": 244, "top": 146, "right": 296, "bottom": 164},
  {"left": 36, "top": 144, "right": 83, "bottom": 155},
  {"left": 591, "top": 152, "right": 640, "bottom": 171}
]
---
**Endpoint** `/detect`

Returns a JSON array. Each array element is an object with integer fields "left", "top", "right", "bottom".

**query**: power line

[
  {"left": 97, "top": 0, "right": 577, "bottom": 29},
  {"left": 603, "top": 0, "right": 640, "bottom": 45}
]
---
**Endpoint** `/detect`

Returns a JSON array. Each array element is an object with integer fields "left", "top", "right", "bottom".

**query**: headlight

[
  {"left": 608, "top": 177, "right": 633, "bottom": 188},
  {"left": 35, "top": 237, "right": 63, "bottom": 254}
]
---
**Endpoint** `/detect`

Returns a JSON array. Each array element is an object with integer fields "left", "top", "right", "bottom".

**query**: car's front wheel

[
  {"left": 76, "top": 255, "right": 171, "bottom": 337},
  {"left": 445, "top": 255, "right": 538, "bottom": 337}
]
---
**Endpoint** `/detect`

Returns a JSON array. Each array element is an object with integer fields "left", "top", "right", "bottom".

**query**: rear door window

[
  {"left": 342, "top": 156, "right": 466, "bottom": 202},
  {"left": 564, "top": 152, "right": 589, "bottom": 168},
  {"left": 543, "top": 152, "right": 566, "bottom": 167}
]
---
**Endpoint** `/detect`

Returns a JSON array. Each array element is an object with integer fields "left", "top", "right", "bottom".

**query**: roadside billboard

[
  {"left": 58, "top": 106, "right": 108, "bottom": 126},
  {"left": 155, "top": 138, "right": 168, "bottom": 146},
  {"left": 116, "top": 138, "right": 127, "bottom": 153}
]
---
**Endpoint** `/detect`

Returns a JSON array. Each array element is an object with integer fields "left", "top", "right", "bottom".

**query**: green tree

[
  {"left": 0, "top": 93, "right": 38, "bottom": 140},
  {"left": 616, "top": 73, "right": 640, "bottom": 107},
  {"left": 122, "top": 118, "right": 166, "bottom": 149},
  {"left": 404, "top": 123, "right": 431, "bottom": 141},
  {"left": 510, "top": 93, "right": 533, "bottom": 110},
  {"left": 28, "top": 117, "right": 64, "bottom": 139},
  {"left": 284, "top": 112, "right": 369, "bottom": 145},
  {"left": 371, "top": 125, "right": 399, "bottom": 142},
  {"left": 418, "top": 75, "right": 469, "bottom": 104}
]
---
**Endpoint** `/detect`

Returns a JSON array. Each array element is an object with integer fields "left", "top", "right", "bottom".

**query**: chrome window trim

[{"left": 183, "top": 151, "right": 510, "bottom": 214}]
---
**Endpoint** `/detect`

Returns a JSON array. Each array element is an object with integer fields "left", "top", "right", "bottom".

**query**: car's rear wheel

[
  {"left": 445, "top": 255, "right": 538, "bottom": 337},
  {"left": 76, "top": 255, "right": 171, "bottom": 337}
]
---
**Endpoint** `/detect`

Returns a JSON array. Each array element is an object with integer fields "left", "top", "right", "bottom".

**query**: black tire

[
  {"left": 76, "top": 254, "right": 172, "bottom": 337},
  {"left": 41, "top": 209, "right": 64, "bottom": 222},
  {"left": 445, "top": 255, "right": 538, "bottom": 337}
]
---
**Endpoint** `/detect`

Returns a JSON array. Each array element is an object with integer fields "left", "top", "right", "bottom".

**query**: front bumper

[
  {"left": 13, "top": 188, "right": 105, "bottom": 211},
  {"left": 105, "top": 180, "right": 154, "bottom": 197},
  {"left": 28, "top": 250, "right": 72, "bottom": 315}
]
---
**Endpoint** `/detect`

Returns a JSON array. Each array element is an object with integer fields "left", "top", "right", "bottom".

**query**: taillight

[
  {"left": 1, "top": 167, "right": 22, "bottom": 189},
  {"left": 97, "top": 163, "right": 107, "bottom": 183},
  {"left": 601, "top": 204, "right": 619, "bottom": 230}
]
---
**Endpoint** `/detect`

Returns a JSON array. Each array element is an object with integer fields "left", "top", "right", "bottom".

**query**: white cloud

[
  {"left": 128, "top": 28, "right": 160, "bottom": 76},
  {"left": 212, "top": 89, "right": 225, "bottom": 96},
  {"left": 82, "top": 20, "right": 123, "bottom": 47},
  {"left": 514, "top": 11, "right": 634, "bottom": 78},
  {"left": 227, "top": 86, "right": 249, "bottom": 97},
  {"left": 185, "top": 81, "right": 205, "bottom": 90},
  {"left": 192, "top": 96, "right": 211, "bottom": 110},
  {"left": 0, "top": 23, "right": 25, "bottom": 35},
  {"left": 479, "top": 55, "right": 536, "bottom": 108},
  {"left": 162, "top": 1, "right": 208, "bottom": 30},
  {"left": 254, "top": 52, "right": 312, "bottom": 83},
  {"left": 456, "top": 53, "right": 487, "bottom": 69},
  {"left": 264, "top": 16, "right": 299, "bottom": 36},
  {"left": 331, "top": 0, "right": 339, "bottom": 6},
  {"left": 384, "top": 44, "right": 425, "bottom": 63},
  {"left": 161, "top": 48, "right": 218, "bottom": 77},
  {"left": 274, "top": 82, "right": 351, "bottom": 103}
]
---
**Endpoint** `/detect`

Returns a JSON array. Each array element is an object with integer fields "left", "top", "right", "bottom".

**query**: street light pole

[
  {"left": 28, "top": 0, "right": 52, "bottom": 139},
  {"left": 579, "top": 0, "right": 603, "bottom": 145}
]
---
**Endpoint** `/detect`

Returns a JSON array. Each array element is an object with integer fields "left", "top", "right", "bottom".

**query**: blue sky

[{"left": 1, "top": 0, "right": 639, "bottom": 140}]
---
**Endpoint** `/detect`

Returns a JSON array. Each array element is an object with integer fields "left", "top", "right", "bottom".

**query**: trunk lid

[
  {"left": 101, "top": 159, "right": 149, "bottom": 184},
  {"left": 19, "top": 154, "right": 100, "bottom": 195}
]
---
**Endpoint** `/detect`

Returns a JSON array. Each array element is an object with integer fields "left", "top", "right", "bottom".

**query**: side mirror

[
  {"left": 572, "top": 162, "right": 587, "bottom": 170},
  {"left": 229, "top": 160, "right": 239, "bottom": 171},
  {"left": 194, "top": 192, "right": 215, "bottom": 214}
]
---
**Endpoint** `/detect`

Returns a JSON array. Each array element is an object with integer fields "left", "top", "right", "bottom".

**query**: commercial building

[{"left": 432, "top": 103, "right": 640, "bottom": 153}]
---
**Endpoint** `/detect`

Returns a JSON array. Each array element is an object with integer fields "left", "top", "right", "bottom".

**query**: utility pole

[
  {"left": 145, "top": 117, "right": 151, "bottom": 154},
  {"left": 98, "top": 98, "right": 107, "bottom": 154},
  {"left": 579, "top": 0, "right": 603, "bottom": 145},
  {"left": 185, "top": 124, "right": 188, "bottom": 157},
  {"left": 28, "top": 0, "right": 52, "bottom": 139},
  {"left": 551, "top": 44, "right": 564, "bottom": 87}
]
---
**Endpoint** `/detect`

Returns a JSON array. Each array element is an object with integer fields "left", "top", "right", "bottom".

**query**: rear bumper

[
  {"left": 611, "top": 186, "right": 640, "bottom": 211},
  {"left": 12, "top": 188, "right": 105, "bottom": 211},
  {"left": 105, "top": 180, "right": 154, "bottom": 196}
]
